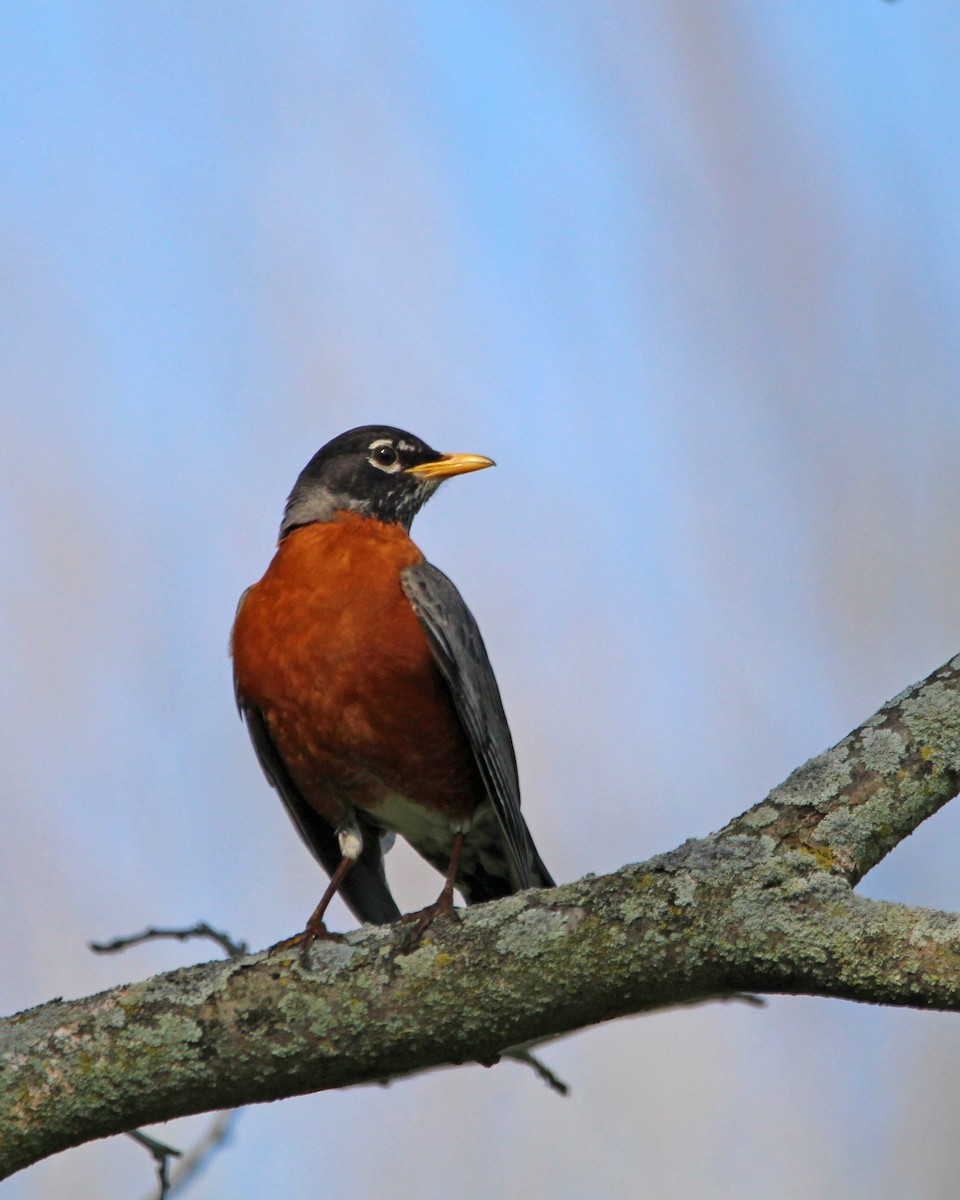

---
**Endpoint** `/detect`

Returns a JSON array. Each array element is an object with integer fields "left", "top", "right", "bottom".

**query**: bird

[{"left": 231, "top": 425, "right": 554, "bottom": 954}]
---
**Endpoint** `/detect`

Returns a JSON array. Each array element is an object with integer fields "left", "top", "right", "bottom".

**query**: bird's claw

[{"left": 402, "top": 893, "right": 461, "bottom": 947}]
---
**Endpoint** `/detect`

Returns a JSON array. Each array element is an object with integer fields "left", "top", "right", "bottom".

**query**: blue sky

[{"left": 5, "top": 4, "right": 960, "bottom": 1198}]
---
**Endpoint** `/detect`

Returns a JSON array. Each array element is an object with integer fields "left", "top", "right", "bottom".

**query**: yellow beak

[{"left": 405, "top": 452, "right": 495, "bottom": 479}]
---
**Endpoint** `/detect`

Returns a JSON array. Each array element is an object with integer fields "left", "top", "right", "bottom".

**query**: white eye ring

[{"left": 368, "top": 439, "right": 402, "bottom": 472}]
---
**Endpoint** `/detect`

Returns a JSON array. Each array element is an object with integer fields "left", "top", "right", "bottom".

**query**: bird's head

[{"left": 280, "top": 425, "right": 494, "bottom": 536}]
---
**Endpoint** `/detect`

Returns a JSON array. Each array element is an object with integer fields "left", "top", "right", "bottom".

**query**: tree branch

[
  {"left": 4, "top": 652, "right": 960, "bottom": 1181},
  {"left": 722, "top": 654, "right": 960, "bottom": 883}
]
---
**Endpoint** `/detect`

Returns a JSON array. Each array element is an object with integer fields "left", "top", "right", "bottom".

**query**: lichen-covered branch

[
  {"left": 722, "top": 653, "right": 960, "bottom": 883},
  {"left": 3, "top": 654, "right": 960, "bottom": 1181}
]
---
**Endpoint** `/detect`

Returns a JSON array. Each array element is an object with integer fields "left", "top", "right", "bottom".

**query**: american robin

[{"left": 231, "top": 425, "right": 554, "bottom": 953}]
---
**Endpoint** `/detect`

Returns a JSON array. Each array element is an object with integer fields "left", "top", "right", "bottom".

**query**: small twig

[
  {"left": 127, "top": 1130, "right": 182, "bottom": 1200},
  {"left": 504, "top": 1048, "right": 570, "bottom": 1096},
  {"left": 671, "top": 990, "right": 767, "bottom": 1012},
  {"left": 90, "top": 922, "right": 248, "bottom": 960},
  {"left": 500, "top": 990, "right": 765, "bottom": 1096},
  {"left": 725, "top": 992, "right": 765, "bottom": 1008},
  {"left": 145, "top": 1112, "right": 237, "bottom": 1200}
]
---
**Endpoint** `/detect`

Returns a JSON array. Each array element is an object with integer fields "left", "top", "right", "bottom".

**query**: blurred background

[{"left": 3, "top": 2, "right": 960, "bottom": 1197}]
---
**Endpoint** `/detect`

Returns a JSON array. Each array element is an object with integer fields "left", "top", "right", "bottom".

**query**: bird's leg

[
  {"left": 270, "top": 857, "right": 354, "bottom": 960},
  {"left": 406, "top": 829, "right": 465, "bottom": 944},
  {"left": 276, "top": 823, "right": 362, "bottom": 964},
  {"left": 297, "top": 854, "right": 354, "bottom": 961}
]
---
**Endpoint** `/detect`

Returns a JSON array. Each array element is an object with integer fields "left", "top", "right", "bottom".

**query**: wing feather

[{"left": 401, "top": 562, "right": 554, "bottom": 892}]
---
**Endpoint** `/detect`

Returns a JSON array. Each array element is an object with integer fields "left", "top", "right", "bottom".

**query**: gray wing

[
  {"left": 401, "top": 561, "right": 554, "bottom": 892},
  {"left": 235, "top": 691, "right": 401, "bottom": 926}
]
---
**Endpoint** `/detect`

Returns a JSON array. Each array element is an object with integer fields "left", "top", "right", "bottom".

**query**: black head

[{"left": 280, "top": 425, "right": 494, "bottom": 536}]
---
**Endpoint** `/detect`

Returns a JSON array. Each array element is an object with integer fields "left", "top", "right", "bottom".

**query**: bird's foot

[
  {"left": 269, "top": 922, "right": 346, "bottom": 964},
  {"left": 402, "top": 890, "right": 461, "bottom": 947},
  {"left": 299, "top": 916, "right": 347, "bottom": 965}
]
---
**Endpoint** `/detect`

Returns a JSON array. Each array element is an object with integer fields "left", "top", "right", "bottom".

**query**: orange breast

[{"left": 232, "top": 513, "right": 480, "bottom": 828}]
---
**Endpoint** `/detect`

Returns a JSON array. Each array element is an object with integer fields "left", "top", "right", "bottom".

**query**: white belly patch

[
  {"left": 372, "top": 792, "right": 463, "bottom": 858},
  {"left": 370, "top": 794, "right": 509, "bottom": 882}
]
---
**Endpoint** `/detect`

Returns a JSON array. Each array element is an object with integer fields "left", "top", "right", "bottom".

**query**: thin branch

[
  {"left": 91, "top": 922, "right": 248, "bottom": 961},
  {"left": 159, "top": 1112, "right": 237, "bottom": 1200},
  {"left": 127, "top": 1131, "right": 181, "bottom": 1200},
  {"left": 719, "top": 993, "right": 765, "bottom": 1008},
  {"left": 504, "top": 1048, "right": 570, "bottom": 1096}
]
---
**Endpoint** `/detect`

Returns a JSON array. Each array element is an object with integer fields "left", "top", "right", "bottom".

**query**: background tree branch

[{"left": 4, "top": 653, "right": 960, "bottom": 1182}]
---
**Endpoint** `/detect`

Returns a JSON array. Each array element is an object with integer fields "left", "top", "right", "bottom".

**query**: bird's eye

[{"left": 369, "top": 441, "right": 401, "bottom": 472}]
